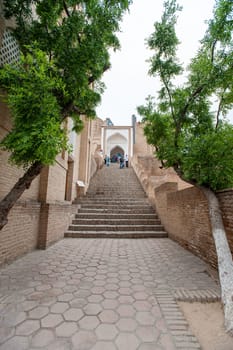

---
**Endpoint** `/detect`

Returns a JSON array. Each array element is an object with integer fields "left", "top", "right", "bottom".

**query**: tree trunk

[
  {"left": 0, "top": 161, "right": 44, "bottom": 231},
  {"left": 202, "top": 187, "right": 233, "bottom": 334}
]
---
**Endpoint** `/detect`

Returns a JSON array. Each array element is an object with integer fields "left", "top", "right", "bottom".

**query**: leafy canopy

[
  {"left": 0, "top": 0, "right": 132, "bottom": 166},
  {"left": 138, "top": 0, "right": 233, "bottom": 191}
]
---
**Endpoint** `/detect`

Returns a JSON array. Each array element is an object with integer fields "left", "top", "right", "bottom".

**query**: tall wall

[
  {"left": 132, "top": 120, "right": 233, "bottom": 269},
  {"left": 132, "top": 154, "right": 233, "bottom": 270},
  {"left": 0, "top": 1, "right": 103, "bottom": 265},
  {"left": 0, "top": 99, "right": 101, "bottom": 265}
]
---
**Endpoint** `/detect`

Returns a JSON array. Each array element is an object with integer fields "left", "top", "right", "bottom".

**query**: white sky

[{"left": 96, "top": 0, "right": 218, "bottom": 126}]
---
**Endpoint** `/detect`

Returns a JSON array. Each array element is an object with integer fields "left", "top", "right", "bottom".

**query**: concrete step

[
  {"left": 72, "top": 218, "right": 161, "bottom": 225},
  {"left": 68, "top": 224, "right": 164, "bottom": 232},
  {"left": 75, "top": 213, "right": 158, "bottom": 220},
  {"left": 65, "top": 231, "right": 168, "bottom": 238},
  {"left": 79, "top": 204, "right": 154, "bottom": 210},
  {"left": 77, "top": 198, "right": 150, "bottom": 204},
  {"left": 78, "top": 208, "right": 156, "bottom": 214},
  {"left": 86, "top": 193, "right": 147, "bottom": 198}
]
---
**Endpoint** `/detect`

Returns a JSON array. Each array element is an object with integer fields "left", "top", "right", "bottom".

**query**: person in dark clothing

[{"left": 120, "top": 156, "right": 124, "bottom": 168}]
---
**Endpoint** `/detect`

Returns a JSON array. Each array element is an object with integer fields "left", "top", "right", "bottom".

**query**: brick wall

[
  {"left": 0, "top": 201, "right": 40, "bottom": 265},
  {"left": 132, "top": 155, "right": 233, "bottom": 270},
  {"left": 157, "top": 185, "right": 218, "bottom": 268},
  {"left": 38, "top": 202, "right": 78, "bottom": 249}
]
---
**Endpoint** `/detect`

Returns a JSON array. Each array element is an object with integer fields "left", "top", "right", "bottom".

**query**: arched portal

[
  {"left": 110, "top": 146, "right": 124, "bottom": 162},
  {"left": 101, "top": 125, "right": 133, "bottom": 165}
]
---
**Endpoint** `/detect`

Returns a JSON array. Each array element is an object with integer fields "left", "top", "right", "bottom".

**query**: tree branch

[
  {"left": 0, "top": 161, "right": 44, "bottom": 231},
  {"left": 63, "top": 0, "right": 70, "bottom": 17}
]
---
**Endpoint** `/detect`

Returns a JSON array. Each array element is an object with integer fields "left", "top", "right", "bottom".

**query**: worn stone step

[
  {"left": 80, "top": 204, "right": 154, "bottom": 210},
  {"left": 86, "top": 194, "right": 147, "bottom": 198},
  {"left": 68, "top": 224, "right": 164, "bottom": 232},
  {"left": 78, "top": 208, "right": 155, "bottom": 214},
  {"left": 72, "top": 218, "right": 161, "bottom": 225},
  {"left": 75, "top": 213, "right": 158, "bottom": 220},
  {"left": 65, "top": 231, "right": 168, "bottom": 238},
  {"left": 77, "top": 198, "right": 150, "bottom": 204}
]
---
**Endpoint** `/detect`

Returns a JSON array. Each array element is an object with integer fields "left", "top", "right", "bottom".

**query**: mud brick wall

[
  {"left": 38, "top": 202, "right": 78, "bottom": 249},
  {"left": 0, "top": 201, "right": 41, "bottom": 265}
]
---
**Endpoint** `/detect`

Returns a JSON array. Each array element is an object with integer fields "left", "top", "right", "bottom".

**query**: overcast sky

[{"left": 96, "top": 0, "right": 218, "bottom": 126}]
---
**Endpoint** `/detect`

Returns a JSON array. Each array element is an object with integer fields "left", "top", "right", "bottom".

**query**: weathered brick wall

[
  {"left": 157, "top": 185, "right": 218, "bottom": 268},
  {"left": 0, "top": 201, "right": 40, "bottom": 265},
  {"left": 132, "top": 155, "right": 233, "bottom": 270},
  {"left": 38, "top": 202, "right": 78, "bottom": 249}
]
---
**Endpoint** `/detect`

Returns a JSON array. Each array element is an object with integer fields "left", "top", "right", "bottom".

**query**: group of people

[{"left": 104, "top": 154, "right": 129, "bottom": 168}]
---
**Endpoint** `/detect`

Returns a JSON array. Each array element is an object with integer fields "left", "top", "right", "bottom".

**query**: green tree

[
  {"left": 0, "top": 0, "right": 132, "bottom": 230},
  {"left": 138, "top": 0, "right": 233, "bottom": 333}
]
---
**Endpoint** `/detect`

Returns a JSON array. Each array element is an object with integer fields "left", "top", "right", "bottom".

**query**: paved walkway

[{"left": 0, "top": 238, "right": 220, "bottom": 350}]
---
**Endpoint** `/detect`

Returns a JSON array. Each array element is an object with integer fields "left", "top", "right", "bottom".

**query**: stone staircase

[{"left": 65, "top": 163, "right": 168, "bottom": 238}]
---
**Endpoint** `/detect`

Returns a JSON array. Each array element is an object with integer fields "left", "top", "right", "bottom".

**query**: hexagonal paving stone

[
  {"left": 88, "top": 294, "right": 104, "bottom": 303},
  {"left": 98, "top": 310, "right": 119, "bottom": 323},
  {"left": 136, "top": 326, "right": 159, "bottom": 342},
  {"left": 36, "top": 284, "right": 51, "bottom": 292},
  {"left": 116, "top": 318, "right": 138, "bottom": 331},
  {"left": 70, "top": 297, "right": 87, "bottom": 308},
  {"left": 4, "top": 311, "right": 26, "bottom": 327},
  {"left": 101, "top": 299, "right": 119, "bottom": 310},
  {"left": 118, "top": 295, "right": 134, "bottom": 304},
  {"left": 136, "top": 311, "right": 155, "bottom": 326},
  {"left": 118, "top": 287, "right": 132, "bottom": 295},
  {"left": 91, "top": 287, "right": 106, "bottom": 295},
  {"left": 93, "top": 280, "right": 106, "bottom": 287},
  {"left": 92, "top": 341, "right": 117, "bottom": 350},
  {"left": 79, "top": 315, "right": 100, "bottom": 330},
  {"left": 134, "top": 292, "right": 148, "bottom": 300},
  {"left": 57, "top": 293, "right": 74, "bottom": 302},
  {"left": 138, "top": 344, "right": 163, "bottom": 350},
  {"left": 55, "top": 321, "right": 78, "bottom": 337},
  {"left": 103, "top": 291, "right": 118, "bottom": 299},
  {"left": 72, "top": 330, "right": 97, "bottom": 349},
  {"left": 133, "top": 301, "right": 151, "bottom": 311},
  {"left": 63, "top": 308, "right": 84, "bottom": 321},
  {"left": 117, "top": 304, "right": 135, "bottom": 317},
  {"left": 115, "top": 333, "right": 140, "bottom": 349},
  {"left": 75, "top": 289, "right": 92, "bottom": 298},
  {"left": 106, "top": 278, "right": 118, "bottom": 284},
  {"left": 41, "top": 314, "right": 63, "bottom": 328},
  {"left": 31, "top": 329, "right": 55, "bottom": 347},
  {"left": 28, "top": 306, "right": 49, "bottom": 319},
  {"left": 16, "top": 320, "right": 40, "bottom": 336},
  {"left": 95, "top": 324, "right": 118, "bottom": 340},
  {"left": 105, "top": 284, "right": 118, "bottom": 291},
  {"left": 50, "top": 302, "right": 69, "bottom": 314},
  {"left": 47, "top": 288, "right": 63, "bottom": 297},
  {"left": 18, "top": 301, "right": 38, "bottom": 312},
  {"left": 84, "top": 303, "right": 102, "bottom": 315},
  {"left": 0, "top": 336, "right": 29, "bottom": 350}
]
